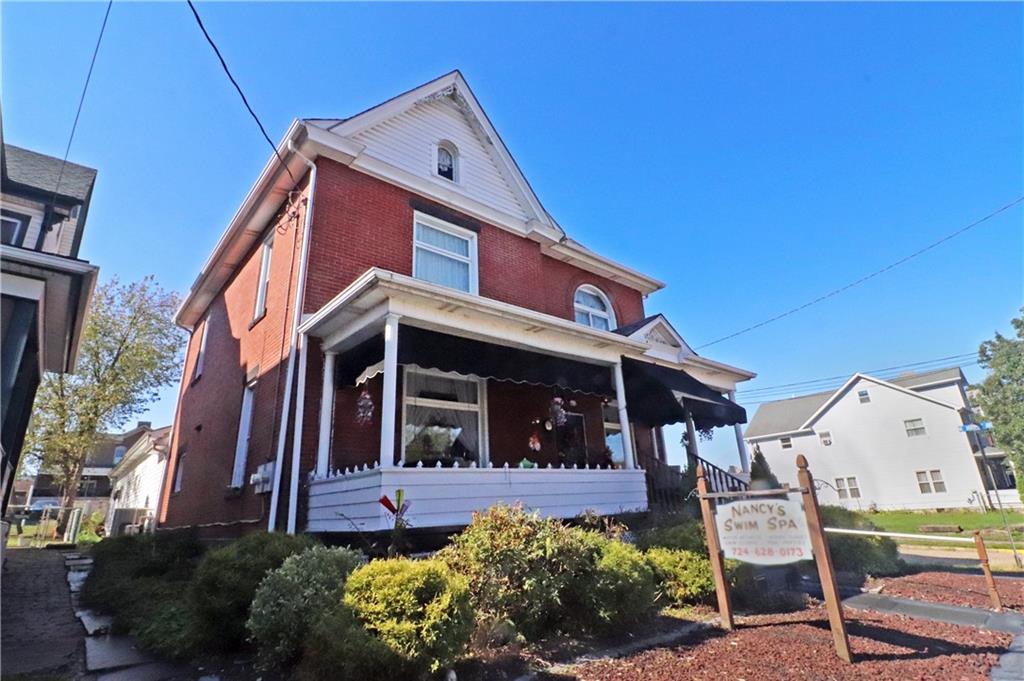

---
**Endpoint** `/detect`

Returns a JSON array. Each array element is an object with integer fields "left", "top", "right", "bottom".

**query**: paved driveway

[{"left": 1, "top": 549, "right": 83, "bottom": 677}]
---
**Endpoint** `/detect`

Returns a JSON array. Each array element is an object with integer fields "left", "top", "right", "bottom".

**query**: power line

[
  {"left": 738, "top": 351, "right": 978, "bottom": 395},
  {"left": 696, "top": 196, "right": 1024, "bottom": 350},
  {"left": 185, "top": 0, "right": 295, "bottom": 184},
  {"left": 737, "top": 359, "right": 981, "bottom": 406},
  {"left": 49, "top": 0, "right": 113, "bottom": 206}
]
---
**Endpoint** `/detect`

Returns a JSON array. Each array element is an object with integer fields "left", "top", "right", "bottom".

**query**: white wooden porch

[{"left": 306, "top": 465, "right": 648, "bottom": 533}]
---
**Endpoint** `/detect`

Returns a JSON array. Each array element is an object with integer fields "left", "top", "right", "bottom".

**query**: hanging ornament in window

[
  {"left": 549, "top": 396, "right": 567, "bottom": 427},
  {"left": 528, "top": 431, "right": 542, "bottom": 452},
  {"left": 355, "top": 389, "right": 374, "bottom": 425}
]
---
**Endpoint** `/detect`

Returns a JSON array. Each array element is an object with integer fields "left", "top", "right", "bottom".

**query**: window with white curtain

[
  {"left": 573, "top": 285, "right": 615, "bottom": 330},
  {"left": 253, "top": 234, "right": 273, "bottom": 321},
  {"left": 436, "top": 141, "right": 458, "bottom": 182},
  {"left": 230, "top": 380, "right": 257, "bottom": 488},
  {"left": 412, "top": 213, "right": 478, "bottom": 293},
  {"left": 402, "top": 368, "right": 485, "bottom": 467}
]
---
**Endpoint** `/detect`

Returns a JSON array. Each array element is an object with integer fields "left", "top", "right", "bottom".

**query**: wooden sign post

[
  {"left": 796, "top": 455, "right": 853, "bottom": 663},
  {"left": 696, "top": 456, "right": 853, "bottom": 663},
  {"left": 696, "top": 464, "right": 734, "bottom": 630}
]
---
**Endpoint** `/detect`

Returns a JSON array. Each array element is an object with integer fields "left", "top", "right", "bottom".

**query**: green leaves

[{"left": 974, "top": 308, "right": 1024, "bottom": 501}]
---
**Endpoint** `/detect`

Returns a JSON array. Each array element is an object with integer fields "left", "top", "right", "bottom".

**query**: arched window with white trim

[
  {"left": 574, "top": 285, "right": 615, "bottom": 331},
  {"left": 436, "top": 141, "right": 458, "bottom": 182}
]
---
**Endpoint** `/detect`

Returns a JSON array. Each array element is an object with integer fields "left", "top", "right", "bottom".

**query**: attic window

[
  {"left": 574, "top": 285, "right": 616, "bottom": 331},
  {"left": 436, "top": 142, "right": 457, "bottom": 182}
]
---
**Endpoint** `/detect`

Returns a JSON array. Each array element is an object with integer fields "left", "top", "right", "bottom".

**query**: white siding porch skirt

[{"left": 306, "top": 467, "right": 649, "bottom": 533}]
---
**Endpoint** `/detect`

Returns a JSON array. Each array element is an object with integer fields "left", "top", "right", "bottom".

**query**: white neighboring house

[
  {"left": 106, "top": 426, "right": 171, "bottom": 536},
  {"left": 744, "top": 367, "right": 1019, "bottom": 511}
]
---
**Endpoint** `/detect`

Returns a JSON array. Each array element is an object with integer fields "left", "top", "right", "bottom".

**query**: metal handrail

[{"left": 823, "top": 527, "right": 976, "bottom": 544}]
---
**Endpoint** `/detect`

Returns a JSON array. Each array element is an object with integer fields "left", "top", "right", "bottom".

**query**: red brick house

[{"left": 159, "top": 72, "right": 755, "bottom": 539}]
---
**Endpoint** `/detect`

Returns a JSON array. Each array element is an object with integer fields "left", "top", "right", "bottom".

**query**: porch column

[
  {"left": 728, "top": 390, "right": 750, "bottom": 473},
  {"left": 612, "top": 361, "right": 636, "bottom": 470},
  {"left": 379, "top": 313, "right": 401, "bottom": 468},
  {"left": 316, "top": 351, "right": 337, "bottom": 478}
]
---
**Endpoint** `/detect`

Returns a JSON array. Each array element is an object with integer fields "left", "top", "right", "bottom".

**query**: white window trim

[
  {"left": 193, "top": 315, "right": 210, "bottom": 380},
  {"left": 857, "top": 390, "right": 870, "bottom": 404},
  {"left": 173, "top": 452, "right": 186, "bottom": 493},
  {"left": 780, "top": 437, "right": 793, "bottom": 450},
  {"left": 846, "top": 476, "right": 861, "bottom": 498},
  {"left": 573, "top": 284, "right": 616, "bottom": 330},
  {"left": 400, "top": 366, "right": 489, "bottom": 466},
  {"left": 603, "top": 403, "right": 637, "bottom": 466},
  {"left": 434, "top": 140, "right": 459, "bottom": 183},
  {"left": 412, "top": 211, "right": 479, "bottom": 294},
  {"left": 904, "top": 418, "right": 927, "bottom": 438},
  {"left": 916, "top": 469, "right": 945, "bottom": 494},
  {"left": 819, "top": 431, "right": 833, "bottom": 446},
  {"left": 1, "top": 215, "right": 26, "bottom": 246},
  {"left": 231, "top": 380, "right": 257, "bottom": 488},
  {"left": 835, "top": 477, "right": 848, "bottom": 499},
  {"left": 253, "top": 235, "right": 274, "bottom": 321}
]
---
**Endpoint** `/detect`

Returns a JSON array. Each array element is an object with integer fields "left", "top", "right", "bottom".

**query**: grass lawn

[{"left": 865, "top": 509, "right": 1024, "bottom": 550}]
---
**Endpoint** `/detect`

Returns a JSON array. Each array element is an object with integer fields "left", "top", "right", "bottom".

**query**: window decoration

[
  {"left": 436, "top": 142, "right": 457, "bottom": 181},
  {"left": 355, "top": 389, "right": 375, "bottom": 426},
  {"left": 573, "top": 285, "right": 615, "bottom": 330},
  {"left": 402, "top": 369, "right": 484, "bottom": 467},
  {"left": 412, "top": 214, "right": 478, "bottom": 293}
]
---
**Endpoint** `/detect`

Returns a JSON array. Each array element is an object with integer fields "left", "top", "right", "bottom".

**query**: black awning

[
  {"left": 622, "top": 357, "right": 747, "bottom": 430},
  {"left": 335, "top": 324, "right": 614, "bottom": 395}
]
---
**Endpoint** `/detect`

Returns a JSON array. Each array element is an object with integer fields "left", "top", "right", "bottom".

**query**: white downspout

[{"left": 267, "top": 140, "right": 317, "bottom": 532}]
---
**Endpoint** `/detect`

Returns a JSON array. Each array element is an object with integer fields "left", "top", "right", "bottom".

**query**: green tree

[
  {"left": 25, "top": 276, "right": 183, "bottom": 511},
  {"left": 749, "top": 444, "right": 782, "bottom": 490},
  {"left": 975, "top": 308, "right": 1024, "bottom": 499}
]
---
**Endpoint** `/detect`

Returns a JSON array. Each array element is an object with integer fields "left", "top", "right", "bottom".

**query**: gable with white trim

[{"left": 348, "top": 93, "right": 529, "bottom": 222}]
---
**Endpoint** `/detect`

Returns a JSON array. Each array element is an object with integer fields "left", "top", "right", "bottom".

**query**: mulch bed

[
  {"left": 874, "top": 571, "right": 1024, "bottom": 611},
  {"left": 570, "top": 605, "right": 1012, "bottom": 680}
]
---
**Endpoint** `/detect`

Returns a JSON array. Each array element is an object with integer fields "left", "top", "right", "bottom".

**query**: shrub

[
  {"left": 247, "top": 546, "right": 365, "bottom": 670},
  {"left": 438, "top": 504, "right": 603, "bottom": 639},
  {"left": 190, "top": 532, "right": 315, "bottom": 650},
  {"left": 645, "top": 548, "right": 716, "bottom": 606},
  {"left": 339, "top": 558, "right": 473, "bottom": 676},
  {"left": 635, "top": 519, "right": 707, "bottom": 554},
  {"left": 819, "top": 505, "right": 903, "bottom": 576},
  {"left": 299, "top": 604, "right": 399, "bottom": 681},
  {"left": 578, "top": 541, "right": 657, "bottom": 628}
]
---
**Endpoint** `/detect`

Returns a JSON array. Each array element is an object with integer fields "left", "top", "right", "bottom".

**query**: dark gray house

[{"left": 1, "top": 129, "right": 99, "bottom": 511}]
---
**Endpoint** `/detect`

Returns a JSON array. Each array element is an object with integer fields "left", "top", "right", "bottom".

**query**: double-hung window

[
  {"left": 916, "top": 470, "right": 946, "bottom": 494},
  {"left": 253, "top": 235, "right": 273, "bottom": 321},
  {"left": 904, "top": 418, "right": 927, "bottom": 437},
  {"left": 412, "top": 213, "right": 478, "bottom": 294},
  {"left": 780, "top": 437, "right": 793, "bottom": 450},
  {"left": 602, "top": 403, "right": 634, "bottom": 467},
  {"left": 173, "top": 450, "right": 186, "bottom": 493},
  {"left": 231, "top": 380, "right": 257, "bottom": 488},
  {"left": 1, "top": 212, "right": 27, "bottom": 247},
  {"left": 835, "top": 477, "right": 860, "bottom": 499},
  {"left": 193, "top": 314, "right": 210, "bottom": 381},
  {"left": 402, "top": 368, "right": 486, "bottom": 467},
  {"left": 857, "top": 390, "right": 870, "bottom": 403}
]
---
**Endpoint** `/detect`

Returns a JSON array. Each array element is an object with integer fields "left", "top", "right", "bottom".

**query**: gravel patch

[
  {"left": 571, "top": 605, "right": 1011, "bottom": 680},
  {"left": 876, "top": 572, "right": 1024, "bottom": 611}
]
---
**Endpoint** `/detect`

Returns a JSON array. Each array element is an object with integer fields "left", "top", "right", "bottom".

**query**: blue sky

[{"left": 3, "top": 2, "right": 1021, "bottom": 471}]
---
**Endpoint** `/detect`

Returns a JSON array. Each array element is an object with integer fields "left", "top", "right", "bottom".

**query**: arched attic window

[
  {"left": 574, "top": 285, "right": 616, "bottom": 331},
  {"left": 436, "top": 141, "right": 458, "bottom": 182}
]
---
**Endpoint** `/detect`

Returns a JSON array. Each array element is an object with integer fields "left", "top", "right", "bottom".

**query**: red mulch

[
  {"left": 571, "top": 605, "right": 1011, "bottom": 680},
  {"left": 875, "top": 571, "right": 1024, "bottom": 611}
]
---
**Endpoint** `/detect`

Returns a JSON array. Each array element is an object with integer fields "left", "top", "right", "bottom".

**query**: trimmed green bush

[
  {"left": 645, "top": 548, "right": 716, "bottom": 606},
  {"left": 247, "top": 546, "right": 364, "bottom": 670},
  {"left": 342, "top": 558, "right": 473, "bottom": 676},
  {"left": 635, "top": 519, "right": 707, "bottom": 554},
  {"left": 438, "top": 505, "right": 603, "bottom": 639},
  {"left": 819, "top": 505, "right": 903, "bottom": 576},
  {"left": 579, "top": 541, "right": 657, "bottom": 628},
  {"left": 190, "top": 532, "right": 315, "bottom": 650},
  {"left": 299, "top": 604, "right": 399, "bottom": 681}
]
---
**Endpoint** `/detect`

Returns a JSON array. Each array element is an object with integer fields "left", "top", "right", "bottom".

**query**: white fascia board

[
  {"left": 175, "top": 119, "right": 309, "bottom": 329},
  {"left": 0, "top": 246, "right": 98, "bottom": 276},
  {"left": 798, "top": 373, "right": 958, "bottom": 431},
  {"left": 541, "top": 241, "right": 664, "bottom": 295},
  {"left": 681, "top": 355, "right": 757, "bottom": 381},
  {"left": 0, "top": 271, "right": 46, "bottom": 300},
  {"left": 299, "top": 268, "right": 649, "bottom": 361},
  {"left": 744, "top": 429, "right": 815, "bottom": 443}
]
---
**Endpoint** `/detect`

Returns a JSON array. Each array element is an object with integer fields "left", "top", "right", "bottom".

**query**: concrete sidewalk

[
  {"left": 899, "top": 544, "right": 1024, "bottom": 572},
  {"left": 1, "top": 548, "right": 84, "bottom": 677}
]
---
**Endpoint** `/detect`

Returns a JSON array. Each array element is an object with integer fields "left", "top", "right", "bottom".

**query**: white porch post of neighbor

[
  {"left": 379, "top": 313, "right": 401, "bottom": 468},
  {"left": 685, "top": 409, "right": 699, "bottom": 459},
  {"left": 728, "top": 389, "right": 750, "bottom": 473},
  {"left": 613, "top": 361, "right": 636, "bottom": 470},
  {"left": 316, "top": 351, "right": 337, "bottom": 478}
]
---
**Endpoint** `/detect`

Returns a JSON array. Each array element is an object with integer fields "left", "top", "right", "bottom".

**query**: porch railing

[
  {"left": 689, "top": 453, "right": 749, "bottom": 494},
  {"left": 639, "top": 454, "right": 688, "bottom": 512}
]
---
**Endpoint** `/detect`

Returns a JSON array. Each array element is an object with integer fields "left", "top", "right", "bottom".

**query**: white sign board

[{"left": 715, "top": 498, "right": 813, "bottom": 565}]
